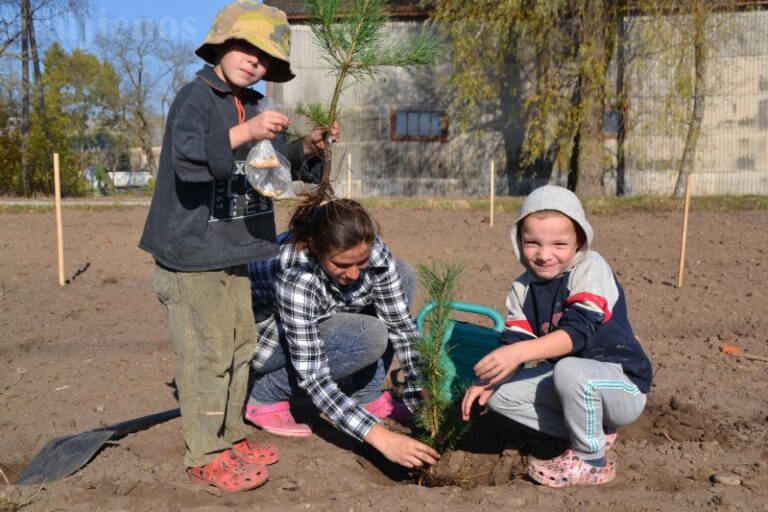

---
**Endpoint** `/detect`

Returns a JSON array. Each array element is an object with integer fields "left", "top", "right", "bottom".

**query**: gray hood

[{"left": 510, "top": 185, "right": 593, "bottom": 268}]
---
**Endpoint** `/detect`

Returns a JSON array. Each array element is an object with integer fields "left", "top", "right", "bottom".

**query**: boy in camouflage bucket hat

[
  {"left": 196, "top": 0, "right": 295, "bottom": 83},
  {"left": 139, "top": 0, "right": 338, "bottom": 493}
]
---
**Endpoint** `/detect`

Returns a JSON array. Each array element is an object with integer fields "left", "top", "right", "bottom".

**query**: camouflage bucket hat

[{"left": 195, "top": 1, "right": 295, "bottom": 83}]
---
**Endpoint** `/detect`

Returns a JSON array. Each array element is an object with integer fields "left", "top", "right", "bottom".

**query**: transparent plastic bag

[
  {"left": 258, "top": 95, "right": 276, "bottom": 113},
  {"left": 247, "top": 139, "right": 281, "bottom": 169},
  {"left": 243, "top": 95, "right": 293, "bottom": 198},
  {"left": 247, "top": 96, "right": 281, "bottom": 171},
  {"left": 245, "top": 145, "right": 293, "bottom": 198}
]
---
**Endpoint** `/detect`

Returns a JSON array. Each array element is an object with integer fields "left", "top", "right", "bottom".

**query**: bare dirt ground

[{"left": 1, "top": 202, "right": 767, "bottom": 511}]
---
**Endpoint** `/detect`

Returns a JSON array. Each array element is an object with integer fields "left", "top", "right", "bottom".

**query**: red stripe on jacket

[
  {"left": 566, "top": 292, "right": 612, "bottom": 323},
  {"left": 505, "top": 319, "right": 534, "bottom": 335}
]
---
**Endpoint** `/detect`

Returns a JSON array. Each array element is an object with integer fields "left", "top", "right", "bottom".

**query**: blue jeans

[{"left": 248, "top": 260, "right": 415, "bottom": 407}]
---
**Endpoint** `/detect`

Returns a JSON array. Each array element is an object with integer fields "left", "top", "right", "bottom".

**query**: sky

[
  {"left": 51, "top": 0, "right": 266, "bottom": 93},
  {"left": 55, "top": 0, "right": 227, "bottom": 53}
]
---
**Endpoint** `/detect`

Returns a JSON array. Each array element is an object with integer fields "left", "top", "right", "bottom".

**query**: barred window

[{"left": 390, "top": 108, "right": 448, "bottom": 142}]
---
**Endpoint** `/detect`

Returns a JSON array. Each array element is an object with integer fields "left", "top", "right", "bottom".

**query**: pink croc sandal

[
  {"left": 187, "top": 449, "right": 269, "bottom": 492},
  {"left": 231, "top": 439, "right": 280, "bottom": 465},
  {"left": 526, "top": 449, "right": 616, "bottom": 488},
  {"left": 244, "top": 402, "right": 312, "bottom": 437},
  {"left": 364, "top": 391, "right": 412, "bottom": 422}
]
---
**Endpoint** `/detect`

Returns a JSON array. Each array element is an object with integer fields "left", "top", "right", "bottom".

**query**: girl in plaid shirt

[{"left": 245, "top": 197, "right": 439, "bottom": 468}]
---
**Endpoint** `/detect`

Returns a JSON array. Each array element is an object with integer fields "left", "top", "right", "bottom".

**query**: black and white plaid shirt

[{"left": 248, "top": 237, "right": 422, "bottom": 442}]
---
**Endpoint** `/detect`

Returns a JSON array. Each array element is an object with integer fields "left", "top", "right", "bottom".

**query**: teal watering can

[{"left": 415, "top": 301, "right": 505, "bottom": 400}]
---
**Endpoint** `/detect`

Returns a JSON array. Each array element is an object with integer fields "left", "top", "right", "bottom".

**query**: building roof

[{"left": 266, "top": 0, "right": 430, "bottom": 21}]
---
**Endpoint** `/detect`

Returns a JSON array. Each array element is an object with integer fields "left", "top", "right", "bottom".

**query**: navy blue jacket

[{"left": 501, "top": 252, "right": 653, "bottom": 394}]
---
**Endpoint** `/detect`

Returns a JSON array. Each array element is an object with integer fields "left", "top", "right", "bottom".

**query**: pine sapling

[
  {"left": 414, "top": 260, "right": 469, "bottom": 455},
  {"left": 298, "top": 0, "right": 442, "bottom": 186}
]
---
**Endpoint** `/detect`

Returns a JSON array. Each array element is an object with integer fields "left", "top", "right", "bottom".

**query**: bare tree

[
  {"left": 1, "top": 0, "right": 88, "bottom": 47},
  {"left": 24, "top": 0, "right": 45, "bottom": 122},
  {"left": 20, "top": 0, "right": 30, "bottom": 194},
  {"left": 159, "top": 40, "right": 198, "bottom": 135},
  {"left": 97, "top": 19, "right": 195, "bottom": 173},
  {"left": 1, "top": 0, "right": 24, "bottom": 57}
]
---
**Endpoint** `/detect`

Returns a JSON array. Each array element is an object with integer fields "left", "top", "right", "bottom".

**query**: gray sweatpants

[{"left": 486, "top": 357, "right": 647, "bottom": 460}]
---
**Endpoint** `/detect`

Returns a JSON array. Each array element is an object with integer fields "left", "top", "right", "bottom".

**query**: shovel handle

[{"left": 94, "top": 408, "right": 181, "bottom": 438}]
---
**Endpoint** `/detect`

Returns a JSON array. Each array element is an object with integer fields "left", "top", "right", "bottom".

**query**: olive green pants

[{"left": 153, "top": 264, "right": 256, "bottom": 467}]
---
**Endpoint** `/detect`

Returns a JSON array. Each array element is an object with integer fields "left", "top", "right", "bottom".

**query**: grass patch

[
  {"left": 353, "top": 195, "right": 768, "bottom": 214},
  {"left": 0, "top": 201, "right": 149, "bottom": 214},
  {"left": 581, "top": 195, "right": 768, "bottom": 215},
  {"left": 2, "top": 195, "right": 768, "bottom": 215},
  {"left": 0, "top": 204, "right": 53, "bottom": 214}
]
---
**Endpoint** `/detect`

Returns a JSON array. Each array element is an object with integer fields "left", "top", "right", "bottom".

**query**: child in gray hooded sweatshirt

[{"left": 461, "top": 185, "right": 652, "bottom": 488}]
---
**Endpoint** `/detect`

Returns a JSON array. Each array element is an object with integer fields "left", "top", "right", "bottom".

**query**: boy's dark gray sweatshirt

[{"left": 139, "top": 66, "right": 320, "bottom": 271}]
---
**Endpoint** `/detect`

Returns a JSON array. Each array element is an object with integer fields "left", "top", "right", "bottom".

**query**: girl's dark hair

[{"left": 289, "top": 186, "right": 379, "bottom": 256}]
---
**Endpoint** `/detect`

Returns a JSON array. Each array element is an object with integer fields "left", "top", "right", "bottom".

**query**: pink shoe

[
  {"left": 364, "top": 391, "right": 412, "bottom": 422},
  {"left": 527, "top": 449, "right": 616, "bottom": 488},
  {"left": 244, "top": 402, "right": 312, "bottom": 437}
]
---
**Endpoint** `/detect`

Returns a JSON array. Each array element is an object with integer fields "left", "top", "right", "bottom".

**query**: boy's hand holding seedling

[{"left": 303, "top": 121, "right": 340, "bottom": 155}]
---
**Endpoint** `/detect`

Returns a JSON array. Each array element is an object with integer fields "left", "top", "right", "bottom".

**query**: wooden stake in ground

[
  {"left": 677, "top": 174, "right": 692, "bottom": 288},
  {"left": 489, "top": 160, "right": 495, "bottom": 227},
  {"left": 347, "top": 153, "right": 352, "bottom": 199},
  {"left": 53, "top": 152, "right": 65, "bottom": 287}
]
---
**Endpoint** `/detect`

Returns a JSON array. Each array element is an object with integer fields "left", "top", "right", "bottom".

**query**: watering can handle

[{"left": 416, "top": 301, "right": 505, "bottom": 332}]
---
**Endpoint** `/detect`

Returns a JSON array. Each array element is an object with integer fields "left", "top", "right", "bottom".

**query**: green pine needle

[
  {"left": 295, "top": 102, "right": 335, "bottom": 129},
  {"left": 414, "top": 260, "right": 468, "bottom": 453},
  {"left": 300, "top": 0, "right": 443, "bottom": 186}
]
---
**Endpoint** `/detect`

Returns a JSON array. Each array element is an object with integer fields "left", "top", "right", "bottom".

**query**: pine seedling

[
  {"left": 298, "top": 0, "right": 442, "bottom": 186},
  {"left": 414, "top": 260, "right": 469, "bottom": 453}
]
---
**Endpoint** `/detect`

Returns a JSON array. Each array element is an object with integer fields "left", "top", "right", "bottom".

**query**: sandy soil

[{"left": 1, "top": 202, "right": 767, "bottom": 511}]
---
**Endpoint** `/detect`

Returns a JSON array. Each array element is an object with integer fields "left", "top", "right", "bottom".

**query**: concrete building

[
  {"left": 268, "top": 1, "right": 768, "bottom": 196},
  {"left": 623, "top": 9, "right": 768, "bottom": 195}
]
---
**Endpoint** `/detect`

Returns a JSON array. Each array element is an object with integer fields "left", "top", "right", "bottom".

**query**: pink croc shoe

[
  {"left": 244, "top": 402, "right": 312, "bottom": 437},
  {"left": 526, "top": 449, "right": 616, "bottom": 488},
  {"left": 364, "top": 391, "right": 412, "bottom": 422}
]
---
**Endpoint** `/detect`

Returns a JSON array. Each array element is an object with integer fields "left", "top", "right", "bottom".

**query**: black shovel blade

[
  {"left": 16, "top": 429, "right": 116, "bottom": 485},
  {"left": 16, "top": 408, "right": 180, "bottom": 486}
]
